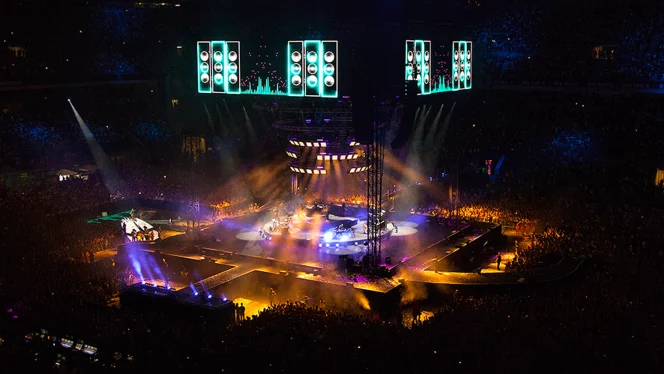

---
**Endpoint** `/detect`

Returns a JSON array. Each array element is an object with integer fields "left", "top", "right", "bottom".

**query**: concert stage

[
  {"left": 258, "top": 213, "right": 394, "bottom": 250},
  {"left": 115, "top": 207, "right": 506, "bottom": 320}
]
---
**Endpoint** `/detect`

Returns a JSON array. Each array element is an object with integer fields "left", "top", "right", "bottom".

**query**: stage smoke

[
  {"left": 353, "top": 291, "right": 371, "bottom": 310},
  {"left": 399, "top": 279, "right": 428, "bottom": 305}
]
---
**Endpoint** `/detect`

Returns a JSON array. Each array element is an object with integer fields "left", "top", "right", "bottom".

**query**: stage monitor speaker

[{"left": 197, "top": 41, "right": 212, "bottom": 93}]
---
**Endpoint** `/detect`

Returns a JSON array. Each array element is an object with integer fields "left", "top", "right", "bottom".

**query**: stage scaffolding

[{"left": 366, "top": 121, "right": 385, "bottom": 270}]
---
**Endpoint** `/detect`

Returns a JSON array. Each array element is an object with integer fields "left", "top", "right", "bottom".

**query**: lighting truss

[
  {"left": 317, "top": 152, "right": 359, "bottom": 161},
  {"left": 289, "top": 166, "right": 327, "bottom": 175},
  {"left": 348, "top": 166, "right": 370, "bottom": 173},
  {"left": 289, "top": 139, "right": 328, "bottom": 147},
  {"left": 366, "top": 122, "right": 385, "bottom": 270}
]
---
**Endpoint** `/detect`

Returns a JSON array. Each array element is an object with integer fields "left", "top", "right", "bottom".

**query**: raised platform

[
  {"left": 111, "top": 209, "right": 581, "bottom": 321},
  {"left": 258, "top": 213, "right": 394, "bottom": 250}
]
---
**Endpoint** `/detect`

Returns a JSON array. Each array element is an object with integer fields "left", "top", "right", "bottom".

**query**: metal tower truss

[{"left": 366, "top": 121, "right": 385, "bottom": 270}]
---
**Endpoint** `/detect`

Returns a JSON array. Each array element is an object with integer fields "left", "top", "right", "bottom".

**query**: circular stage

[{"left": 257, "top": 213, "right": 395, "bottom": 249}]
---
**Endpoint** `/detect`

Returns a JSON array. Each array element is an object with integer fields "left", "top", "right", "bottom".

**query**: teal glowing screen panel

[
  {"left": 320, "top": 40, "right": 338, "bottom": 98},
  {"left": 453, "top": 41, "right": 472, "bottom": 91},
  {"left": 406, "top": 39, "right": 472, "bottom": 94},
  {"left": 304, "top": 40, "right": 322, "bottom": 97},
  {"left": 287, "top": 41, "right": 305, "bottom": 97},
  {"left": 198, "top": 39, "right": 338, "bottom": 98},
  {"left": 197, "top": 41, "right": 212, "bottom": 93},
  {"left": 211, "top": 41, "right": 226, "bottom": 93},
  {"left": 225, "top": 41, "right": 241, "bottom": 94},
  {"left": 405, "top": 40, "right": 432, "bottom": 95}
]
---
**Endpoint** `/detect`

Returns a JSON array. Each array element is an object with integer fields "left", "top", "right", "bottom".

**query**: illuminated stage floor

[{"left": 202, "top": 212, "right": 456, "bottom": 269}]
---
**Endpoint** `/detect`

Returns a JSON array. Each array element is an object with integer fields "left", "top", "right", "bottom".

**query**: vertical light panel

[
  {"left": 452, "top": 41, "right": 461, "bottom": 91},
  {"left": 226, "top": 41, "right": 241, "bottom": 94},
  {"left": 321, "top": 40, "right": 338, "bottom": 98},
  {"left": 415, "top": 40, "right": 424, "bottom": 94},
  {"left": 422, "top": 40, "right": 432, "bottom": 94},
  {"left": 405, "top": 40, "right": 415, "bottom": 82},
  {"left": 287, "top": 41, "right": 304, "bottom": 97},
  {"left": 211, "top": 41, "right": 226, "bottom": 93},
  {"left": 458, "top": 42, "right": 466, "bottom": 90},
  {"left": 464, "top": 41, "right": 472, "bottom": 89},
  {"left": 197, "top": 41, "right": 212, "bottom": 93},
  {"left": 304, "top": 40, "right": 322, "bottom": 97},
  {"left": 405, "top": 40, "right": 431, "bottom": 95}
]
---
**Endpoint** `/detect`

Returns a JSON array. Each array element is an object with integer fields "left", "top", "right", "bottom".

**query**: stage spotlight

[
  {"left": 222, "top": 297, "right": 228, "bottom": 302},
  {"left": 67, "top": 98, "right": 71, "bottom": 102},
  {"left": 319, "top": 243, "right": 323, "bottom": 247},
  {"left": 323, "top": 231, "right": 334, "bottom": 241},
  {"left": 194, "top": 291, "right": 199, "bottom": 296},
  {"left": 326, "top": 243, "right": 330, "bottom": 247},
  {"left": 207, "top": 294, "right": 212, "bottom": 299},
  {"left": 336, "top": 243, "right": 339, "bottom": 247}
]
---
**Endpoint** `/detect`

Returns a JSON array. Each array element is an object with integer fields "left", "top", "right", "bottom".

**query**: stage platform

[
  {"left": 114, "top": 210, "right": 578, "bottom": 316},
  {"left": 257, "top": 214, "right": 379, "bottom": 246}
]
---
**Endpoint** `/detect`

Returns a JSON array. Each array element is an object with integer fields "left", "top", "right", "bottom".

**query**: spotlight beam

[{"left": 68, "top": 100, "right": 128, "bottom": 195}]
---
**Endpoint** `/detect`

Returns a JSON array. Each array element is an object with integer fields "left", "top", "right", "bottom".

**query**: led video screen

[
  {"left": 405, "top": 39, "right": 472, "bottom": 94},
  {"left": 197, "top": 39, "right": 339, "bottom": 98}
]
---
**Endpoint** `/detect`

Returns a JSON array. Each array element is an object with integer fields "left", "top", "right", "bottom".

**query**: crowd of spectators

[
  {"left": 474, "top": 2, "right": 664, "bottom": 83},
  {"left": 1, "top": 88, "right": 663, "bottom": 372},
  {"left": 2, "top": 1, "right": 664, "bottom": 366}
]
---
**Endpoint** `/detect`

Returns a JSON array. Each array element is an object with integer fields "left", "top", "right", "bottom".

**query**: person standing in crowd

[
  {"left": 412, "top": 302, "right": 421, "bottom": 325},
  {"left": 496, "top": 254, "right": 502, "bottom": 270},
  {"left": 269, "top": 288, "right": 276, "bottom": 306},
  {"left": 239, "top": 303, "right": 245, "bottom": 321}
]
